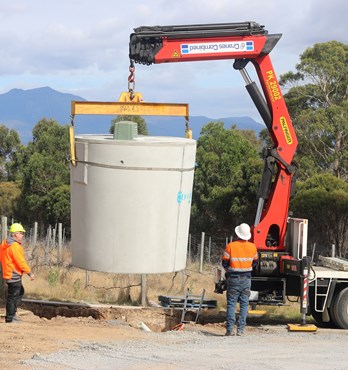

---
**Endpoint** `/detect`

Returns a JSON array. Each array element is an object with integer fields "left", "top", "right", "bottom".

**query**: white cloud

[{"left": 0, "top": 0, "right": 347, "bottom": 119}]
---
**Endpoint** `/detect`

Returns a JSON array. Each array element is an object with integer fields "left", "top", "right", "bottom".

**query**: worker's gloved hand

[{"left": 214, "top": 279, "right": 227, "bottom": 294}]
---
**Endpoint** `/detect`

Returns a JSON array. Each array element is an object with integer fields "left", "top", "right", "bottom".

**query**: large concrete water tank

[{"left": 71, "top": 134, "right": 196, "bottom": 274}]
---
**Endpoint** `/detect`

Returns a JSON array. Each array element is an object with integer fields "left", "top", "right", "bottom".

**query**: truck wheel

[
  {"left": 309, "top": 290, "right": 336, "bottom": 328},
  {"left": 328, "top": 293, "right": 340, "bottom": 328},
  {"left": 328, "top": 304, "right": 339, "bottom": 328},
  {"left": 310, "top": 306, "right": 336, "bottom": 328},
  {"left": 330, "top": 287, "right": 348, "bottom": 329}
]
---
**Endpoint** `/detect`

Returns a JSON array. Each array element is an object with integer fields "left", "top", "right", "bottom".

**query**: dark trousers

[{"left": 6, "top": 281, "right": 24, "bottom": 322}]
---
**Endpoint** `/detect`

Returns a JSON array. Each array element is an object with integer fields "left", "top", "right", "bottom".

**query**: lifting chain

[
  {"left": 126, "top": 59, "right": 192, "bottom": 138},
  {"left": 128, "top": 59, "right": 136, "bottom": 100}
]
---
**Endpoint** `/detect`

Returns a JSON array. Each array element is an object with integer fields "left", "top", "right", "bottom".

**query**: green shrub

[{"left": 48, "top": 269, "right": 59, "bottom": 287}]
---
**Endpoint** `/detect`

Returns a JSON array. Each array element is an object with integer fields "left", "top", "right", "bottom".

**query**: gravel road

[{"left": 23, "top": 324, "right": 348, "bottom": 370}]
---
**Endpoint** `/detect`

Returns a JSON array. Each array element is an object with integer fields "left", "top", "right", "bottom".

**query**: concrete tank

[{"left": 70, "top": 134, "right": 196, "bottom": 274}]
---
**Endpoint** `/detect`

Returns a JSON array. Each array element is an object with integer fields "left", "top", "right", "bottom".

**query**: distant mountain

[
  {"left": 0, "top": 87, "right": 85, "bottom": 143},
  {"left": 0, "top": 87, "right": 264, "bottom": 143}
]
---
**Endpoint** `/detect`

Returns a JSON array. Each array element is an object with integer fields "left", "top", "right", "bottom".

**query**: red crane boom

[{"left": 129, "top": 21, "right": 298, "bottom": 255}]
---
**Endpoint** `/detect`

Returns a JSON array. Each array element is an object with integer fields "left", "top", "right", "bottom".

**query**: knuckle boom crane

[
  {"left": 130, "top": 21, "right": 297, "bottom": 255},
  {"left": 129, "top": 22, "right": 348, "bottom": 329}
]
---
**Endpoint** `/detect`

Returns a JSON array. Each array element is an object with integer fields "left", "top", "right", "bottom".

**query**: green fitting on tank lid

[{"left": 113, "top": 121, "right": 138, "bottom": 140}]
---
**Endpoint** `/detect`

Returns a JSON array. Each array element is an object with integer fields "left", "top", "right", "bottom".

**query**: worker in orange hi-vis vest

[
  {"left": 0, "top": 223, "right": 35, "bottom": 323},
  {"left": 221, "top": 223, "right": 258, "bottom": 336}
]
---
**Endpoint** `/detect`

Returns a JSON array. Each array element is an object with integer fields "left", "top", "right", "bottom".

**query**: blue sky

[{"left": 0, "top": 0, "right": 347, "bottom": 120}]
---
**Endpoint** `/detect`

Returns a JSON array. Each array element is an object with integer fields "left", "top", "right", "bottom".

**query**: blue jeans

[{"left": 226, "top": 274, "right": 251, "bottom": 332}]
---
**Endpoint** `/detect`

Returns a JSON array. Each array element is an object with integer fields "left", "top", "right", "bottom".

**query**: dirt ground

[
  {"left": 1, "top": 305, "right": 348, "bottom": 370},
  {"left": 0, "top": 309, "right": 150, "bottom": 369}
]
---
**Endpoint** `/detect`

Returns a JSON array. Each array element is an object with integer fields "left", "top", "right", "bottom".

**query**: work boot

[
  {"left": 5, "top": 319, "right": 20, "bottom": 324},
  {"left": 225, "top": 329, "right": 235, "bottom": 336},
  {"left": 236, "top": 330, "right": 244, "bottom": 336},
  {"left": 13, "top": 315, "right": 22, "bottom": 322}
]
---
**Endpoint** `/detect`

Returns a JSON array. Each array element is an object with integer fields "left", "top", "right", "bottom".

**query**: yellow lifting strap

[{"left": 69, "top": 91, "right": 191, "bottom": 166}]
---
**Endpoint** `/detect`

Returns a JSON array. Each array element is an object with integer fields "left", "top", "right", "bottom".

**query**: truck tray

[{"left": 318, "top": 256, "right": 348, "bottom": 271}]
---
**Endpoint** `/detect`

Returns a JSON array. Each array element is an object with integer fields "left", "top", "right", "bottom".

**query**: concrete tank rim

[{"left": 74, "top": 134, "right": 196, "bottom": 146}]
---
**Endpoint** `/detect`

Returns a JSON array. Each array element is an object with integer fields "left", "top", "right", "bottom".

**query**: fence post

[
  {"left": 52, "top": 226, "right": 56, "bottom": 249},
  {"left": 311, "top": 242, "right": 316, "bottom": 262},
  {"left": 33, "top": 222, "right": 38, "bottom": 249},
  {"left": 208, "top": 236, "right": 211, "bottom": 264},
  {"left": 181, "top": 270, "right": 185, "bottom": 292},
  {"left": 63, "top": 228, "right": 66, "bottom": 246},
  {"left": 188, "top": 233, "right": 192, "bottom": 262},
  {"left": 331, "top": 244, "right": 335, "bottom": 257},
  {"left": 141, "top": 274, "right": 147, "bottom": 306},
  {"left": 1, "top": 216, "right": 7, "bottom": 241},
  {"left": 58, "top": 223, "right": 63, "bottom": 264},
  {"left": 199, "top": 232, "right": 205, "bottom": 273},
  {"left": 45, "top": 225, "right": 51, "bottom": 265},
  {"left": 85, "top": 270, "right": 89, "bottom": 288}
]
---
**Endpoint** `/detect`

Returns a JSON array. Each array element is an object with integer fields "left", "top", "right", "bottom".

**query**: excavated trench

[{"left": 21, "top": 299, "right": 226, "bottom": 332}]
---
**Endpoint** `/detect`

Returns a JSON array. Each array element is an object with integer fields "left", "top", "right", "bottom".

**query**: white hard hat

[{"left": 235, "top": 223, "right": 251, "bottom": 241}]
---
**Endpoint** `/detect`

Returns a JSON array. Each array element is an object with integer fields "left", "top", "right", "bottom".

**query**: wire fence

[
  {"left": 1, "top": 215, "right": 346, "bottom": 306},
  {"left": 1, "top": 216, "right": 345, "bottom": 270},
  {"left": 188, "top": 232, "right": 229, "bottom": 266}
]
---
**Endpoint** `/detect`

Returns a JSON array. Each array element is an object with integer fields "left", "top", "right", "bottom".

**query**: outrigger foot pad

[{"left": 287, "top": 323, "right": 317, "bottom": 332}]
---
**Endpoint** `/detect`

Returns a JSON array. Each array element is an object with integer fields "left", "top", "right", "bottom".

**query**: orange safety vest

[
  {"left": 0, "top": 239, "right": 31, "bottom": 280},
  {"left": 222, "top": 240, "right": 258, "bottom": 273}
]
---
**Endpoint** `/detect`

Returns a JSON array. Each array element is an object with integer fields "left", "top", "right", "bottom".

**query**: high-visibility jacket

[
  {"left": 0, "top": 238, "right": 31, "bottom": 281},
  {"left": 222, "top": 240, "right": 258, "bottom": 273}
]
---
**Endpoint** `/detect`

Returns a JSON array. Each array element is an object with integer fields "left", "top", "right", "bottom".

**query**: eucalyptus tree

[
  {"left": 292, "top": 173, "right": 348, "bottom": 257},
  {"left": 18, "top": 118, "right": 70, "bottom": 226},
  {"left": 0, "top": 124, "right": 21, "bottom": 181},
  {"left": 280, "top": 41, "right": 348, "bottom": 180},
  {"left": 190, "top": 122, "right": 263, "bottom": 235}
]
